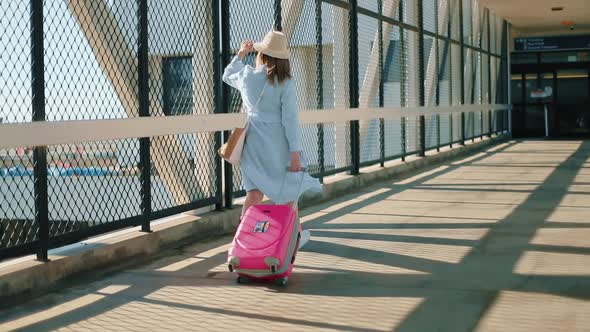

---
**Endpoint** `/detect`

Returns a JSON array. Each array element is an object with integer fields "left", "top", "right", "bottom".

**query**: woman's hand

[
  {"left": 289, "top": 152, "right": 302, "bottom": 172},
  {"left": 238, "top": 40, "right": 254, "bottom": 60}
]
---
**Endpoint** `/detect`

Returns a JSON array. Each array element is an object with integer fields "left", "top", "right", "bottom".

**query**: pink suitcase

[{"left": 227, "top": 170, "right": 306, "bottom": 286}]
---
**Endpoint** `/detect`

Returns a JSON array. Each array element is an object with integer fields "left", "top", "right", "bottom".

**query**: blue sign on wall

[{"left": 515, "top": 35, "right": 590, "bottom": 51}]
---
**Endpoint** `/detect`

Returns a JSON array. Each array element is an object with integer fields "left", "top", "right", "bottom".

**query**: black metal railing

[{"left": 0, "top": 0, "right": 510, "bottom": 262}]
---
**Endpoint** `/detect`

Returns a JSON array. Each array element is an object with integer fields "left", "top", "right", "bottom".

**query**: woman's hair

[{"left": 257, "top": 52, "right": 291, "bottom": 85}]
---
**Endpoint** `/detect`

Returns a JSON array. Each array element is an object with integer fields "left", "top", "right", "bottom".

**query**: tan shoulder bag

[{"left": 218, "top": 82, "right": 267, "bottom": 165}]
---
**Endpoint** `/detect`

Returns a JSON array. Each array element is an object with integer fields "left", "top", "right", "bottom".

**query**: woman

[{"left": 222, "top": 30, "right": 321, "bottom": 248}]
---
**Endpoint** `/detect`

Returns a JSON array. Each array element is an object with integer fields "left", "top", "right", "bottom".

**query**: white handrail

[{"left": 0, "top": 104, "right": 510, "bottom": 149}]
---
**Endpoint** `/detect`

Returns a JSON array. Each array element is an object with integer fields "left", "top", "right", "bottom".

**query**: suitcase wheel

[
  {"left": 271, "top": 265, "right": 277, "bottom": 273},
  {"left": 228, "top": 264, "right": 234, "bottom": 273},
  {"left": 276, "top": 277, "right": 288, "bottom": 287},
  {"left": 236, "top": 276, "right": 249, "bottom": 284}
]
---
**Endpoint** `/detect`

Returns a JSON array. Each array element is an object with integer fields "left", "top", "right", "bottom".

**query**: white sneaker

[{"left": 298, "top": 230, "right": 311, "bottom": 250}]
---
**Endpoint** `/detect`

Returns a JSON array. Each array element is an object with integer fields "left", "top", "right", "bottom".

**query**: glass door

[
  {"left": 555, "top": 69, "right": 590, "bottom": 136},
  {"left": 511, "top": 72, "right": 555, "bottom": 137}
]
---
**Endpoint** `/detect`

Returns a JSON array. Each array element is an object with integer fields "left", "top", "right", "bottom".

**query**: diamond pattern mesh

[
  {"left": 426, "top": 115, "right": 438, "bottom": 149},
  {"left": 0, "top": 148, "right": 36, "bottom": 249},
  {"left": 45, "top": 0, "right": 139, "bottom": 121},
  {"left": 358, "top": 13, "right": 381, "bottom": 163},
  {"left": 324, "top": 3, "right": 352, "bottom": 171},
  {"left": 0, "top": 2, "right": 32, "bottom": 124},
  {"left": 383, "top": 23, "right": 403, "bottom": 159},
  {"left": 440, "top": 114, "right": 453, "bottom": 146},
  {"left": 47, "top": 140, "right": 141, "bottom": 234},
  {"left": 289, "top": 0, "right": 322, "bottom": 175},
  {"left": 148, "top": 0, "right": 217, "bottom": 210},
  {"left": 0, "top": 2, "right": 37, "bottom": 251}
]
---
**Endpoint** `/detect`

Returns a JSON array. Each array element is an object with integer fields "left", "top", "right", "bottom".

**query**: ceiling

[{"left": 480, "top": 0, "right": 590, "bottom": 36}]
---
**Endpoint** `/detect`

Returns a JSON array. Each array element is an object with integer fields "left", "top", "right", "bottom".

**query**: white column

[
  {"left": 333, "top": 6, "right": 350, "bottom": 168},
  {"left": 281, "top": 0, "right": 305, "bottom": 38},
  {"left": 357, "top": 0, "right": 400, "bottom": 156},
  {"left": 66, "top": 0, "right": 199, "bottom": 204},
  {"left": 190, "top": 0, "right": 217, "bottom": 199},
  {"left": 424, "top": 0, "right": 450, "bottom": 106}
]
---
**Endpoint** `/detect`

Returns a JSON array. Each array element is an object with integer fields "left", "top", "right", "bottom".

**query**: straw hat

[{"left": 254, "top": 30, "right": 291, "bottom": 59}]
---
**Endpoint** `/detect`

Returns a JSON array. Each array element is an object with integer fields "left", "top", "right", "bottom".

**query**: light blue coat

[{"left": 222, "top": 56, "right": 322, "bottom": 203}]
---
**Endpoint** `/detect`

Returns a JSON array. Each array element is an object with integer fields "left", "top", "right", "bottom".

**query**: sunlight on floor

[
  {"left": 475, "top": 290, "right": 590, "bottom": 332},
  {"left": 156, "top": 244, "right": 231, "bottom": 272},
  {"left": 312, "top": 236, "right": 472, "bottom": 264},
  {"left": 0, "top": 285, "right": 130, "bottom": 332},
  {"left": 514, "top": 251, "right": 590, "bottom": 276}
]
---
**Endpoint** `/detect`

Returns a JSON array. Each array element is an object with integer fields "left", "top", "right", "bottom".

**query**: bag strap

[
  {"left": 253, "top": 81, "right": 268, "bottom": 108},
  {"left": 240, "top": 81, "right": 268, "bottom": 128},
  {"left": 241, "top": 81, "right": 268, "bottom": 112}
]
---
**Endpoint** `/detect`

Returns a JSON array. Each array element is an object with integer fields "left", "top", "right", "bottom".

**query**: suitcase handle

[{"left": 277, "top": 167, "right": 308, "bottom": 209}]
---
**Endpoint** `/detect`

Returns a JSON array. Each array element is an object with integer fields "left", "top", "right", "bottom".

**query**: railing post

[
  {"left": 349, "top": 0, "right": 360, "bottom": 175},
  {"left": 505, "top": 21, "right": 512, "bottom": 136},
  {"left": 480, "top": 110, "right": 484, "bottom": 140},
  {"left": 449, "top": 113, "right": 453, "bottom": 148},
  {"left": 473, "top": 115, "right": 476, "bottom": 141},
  {"left": 274, "top": 0, "right": 282, "bottom": 31},
  {"left": 447, "top": 0, "right": 453, "bottom": 149},
  {"left": 138, "top": 0, "right": 152, "bottom": 232},
  {"left": 435, "top": 0, "right": 440, "bottom": 152},
  {"left": 488, "top": 11, "right": 492, "bottom": 137},
  {"left": 378, "top": 0, "right": 385, "bottom": 167},
  {"left": 436, "top": 115, "right": 440, "bottom": 152},
  {"left": 221, "top": 0, "right": 233, "bottom": 208},
  {"left": 212, "top": 0, "right": 223, "bottom": 210},
  {"left": 315, "top": 0, "right": 325, "bottom": 181},
  {"left": 459, "top": 0, "right": 465, "bottom": 146},
  {"left": 488, "top": 110, "right": 492, "bottom": 138},
  {"left": 401, "top": 117, "right": 407, "bottom": 161},
  {"left": 417, "top": 0, "right": 426, "bottom": 157},
  {"left": 400, "top": 0, "right": 407, "bottom": 161},
  {"left": 31, "top": 0, "right": 48, "bottom": 262}
]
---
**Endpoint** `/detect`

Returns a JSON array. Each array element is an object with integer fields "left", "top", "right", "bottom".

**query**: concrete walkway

[{"left": 1, "top": 140, "right": 589, "bottom": 332}]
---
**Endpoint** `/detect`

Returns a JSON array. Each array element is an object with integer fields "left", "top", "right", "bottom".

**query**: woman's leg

[{"left": 241, "top": 189, "right": 264, "bottom": 217}]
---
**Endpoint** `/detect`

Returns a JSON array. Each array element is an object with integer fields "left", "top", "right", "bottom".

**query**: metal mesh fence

[
  {"left": 462, "top": 0, "right": 473, "bottom": 45},
  {"left": 42, "top": 1, "right": 140, "bottom": 242},
  {"left": 0, "top": 2, "right": 37, "bottom": 252},
  {"left": 423, "top": 0, "right": 436, "bottom": 34},
  {"left": 440, "top": 114, "right": 453, "bottom": 145},
  {"left": 0, "top": 2, "right": 32, "bottom": 124},
  {"left": 383, "top": 22, "right": 403, "bottom": 160},
  {"left": 401, "top": 0, "right": 418, "bottom": 27},
  {"left": 358, "top": 13, "right": 381, "bottom": 163},
  {"left": 453, "top": 108, "right": 463, "bottom": 142},
  {"left": 405, "top": 116, "right": 419, "bottom": 154},
  {"left": 438, "top": 39, "right": 451, "bottom": 106},
  {"left": 0, "top": 0, "right": 509, "bottom": 260},
  {"left": 290, "top": 0, "right": 322, "bottom": 175},
  {"left": 46, "top": 140, "right": 141, "bottom": 237},
  {"left": 321, "top": 2, "right": 352, "bottom": 173},
  {"left": 450, "top": 0, "right": 461, "bottom": 42},
  {"left": 148, "top": 0, "right": 218, "bottom": 210},
  {"left": 45, "top": 0, "right": 138, "bottom": 121},
  {"left": 424, "top": 35, "right": 437, "bottom": 106},
  {"left": 0, "top": 148, "right": 36, "bottom": 250},
  {"left": 425, "top": 115, "right": 439, "bottom": 149},
  {"left": 451, "top": 43, "right": 462, "bottom": 105}
]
